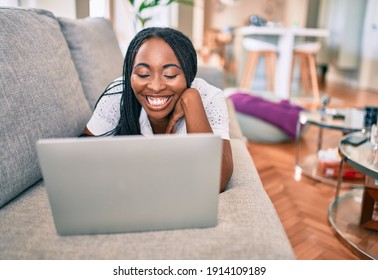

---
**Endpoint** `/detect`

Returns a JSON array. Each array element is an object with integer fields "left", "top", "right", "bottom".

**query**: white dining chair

[
  {"left": 290, "top": 41, "right": 321, "bottom": 103},
  {"left": 240, "top": 37, "right": 278, "bottom": 92}
]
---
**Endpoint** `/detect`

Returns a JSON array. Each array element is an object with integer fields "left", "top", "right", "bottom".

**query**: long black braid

[{"left": 115, "top": 27, "right": 198, "bottom": 135}]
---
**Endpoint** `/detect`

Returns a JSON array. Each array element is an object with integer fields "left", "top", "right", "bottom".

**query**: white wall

[
  {"left": 359, "top": 0, "right": 378, "bottom": 91},
  {"left": 318, "top": 0, "right": 368, "bottom": 88},
  {"left": 89, "top": 0, "right": 110, "bottom": 18},
  {"left": 206, "top": 0, "right": 266, "bottom": 30},
  {"left": 284, "top": 0, "right": 308, "bottom": 27},
  {"left": 112, "top": 0, "right": 135, "bottom": 55},
  {"left": 0, "top": 0, "right": 18, "bottom": 6},
  {"left": 192, "top": 0, "right": 204, "bottom": 49},
  {"left": 202, "top": 0, "right": 320, "bottom": 32},
  {"left": 18, "top": 0, "right": 77, "bottom": 18}
]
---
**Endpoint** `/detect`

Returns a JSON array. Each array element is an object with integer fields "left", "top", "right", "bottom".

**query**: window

[{"left": 90, "top": 0, "right": 110, "bottom": 18}]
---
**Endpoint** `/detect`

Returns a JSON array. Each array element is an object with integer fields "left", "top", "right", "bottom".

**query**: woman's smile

[{"left": 145, "top": 95, "right": 173, "bottom": 110}]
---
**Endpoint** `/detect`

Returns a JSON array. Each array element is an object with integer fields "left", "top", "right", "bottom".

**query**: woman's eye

[
  {"left": 164, "top": 75, "right": 178, "bottom": 79},
  {"left": 137, "top": 74, "right": 150, "bottom": 78}
]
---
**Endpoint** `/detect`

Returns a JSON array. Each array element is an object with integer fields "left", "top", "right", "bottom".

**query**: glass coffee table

[
  {"left": 295, "top": 108, "right": 365, "bottom": 186},
  {"left": 328, "top": 132, "right": 378, "bottom": 259}
]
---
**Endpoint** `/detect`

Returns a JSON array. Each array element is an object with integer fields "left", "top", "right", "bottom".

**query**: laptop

[{"left": 36, "top": 134, "right": 222, "bottom": 236}]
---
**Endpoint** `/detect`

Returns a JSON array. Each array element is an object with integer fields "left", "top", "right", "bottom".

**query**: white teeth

[{"left": 147, "top": 96, "right": 169, "bottom": 106}]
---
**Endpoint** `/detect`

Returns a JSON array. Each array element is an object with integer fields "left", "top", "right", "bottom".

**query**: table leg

[
  {"left": 335, "top": 156, "right": 345, "bottom": 202},
  {"left": 317, "top": 126, "right": 323, "bottom": 153},
  {"left": 275, "top": 31, "right": 294, "bottom": 99},
  {"left": 295, "top": 118, "right": 303, "bottom": 166},
  {"left": 360, "top": 187, "right": 378, "bottom": 231}
]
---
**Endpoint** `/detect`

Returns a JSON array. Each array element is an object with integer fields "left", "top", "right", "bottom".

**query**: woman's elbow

[{"left": 220, "top": 140, "right": 233, "bottom": 192}]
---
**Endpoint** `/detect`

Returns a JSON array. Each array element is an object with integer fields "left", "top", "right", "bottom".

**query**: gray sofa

[{"left": 0, "top": 7, "right": 295, "bottom": 260}]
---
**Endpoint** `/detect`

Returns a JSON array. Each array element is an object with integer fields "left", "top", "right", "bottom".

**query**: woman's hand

[
  {"left": 165, "top": 89, "right": 187, "bottom": 134},
  {"left": 166, "top": 88, "right": 212, "bottom": 134}
]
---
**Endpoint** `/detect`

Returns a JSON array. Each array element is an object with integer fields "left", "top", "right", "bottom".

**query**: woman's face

[{"left": 131, "top": 37, "right": 187, "bottom": 125}]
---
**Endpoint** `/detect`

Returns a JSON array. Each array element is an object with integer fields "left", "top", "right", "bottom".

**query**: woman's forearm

[
  {"left": 220, "top": 140, "right": 233, "bottom": 192},
  {"left": 181, "top": 90, "right": 233, "bottom": 192},
  {"left": 180, "top": 89, "right": 213, "bottom": 134}
]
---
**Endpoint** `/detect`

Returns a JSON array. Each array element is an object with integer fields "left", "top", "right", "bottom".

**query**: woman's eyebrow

[
  {"left": 134, "top": 63, "right": 149, "bottom": 69},
  {"left": 163, "top": 63, "right": 182, "bottom": 70},
  {"left": 133, "top": 63, "right": 181, "bottom": 70}
]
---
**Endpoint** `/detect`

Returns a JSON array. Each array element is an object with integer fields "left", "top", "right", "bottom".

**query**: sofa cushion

[
  {"left": 0, "top": 7, "right": 92, "bottom": 208},
  {"left": 228, "top": 92, "right": 304, "bottom": 143},
  {"left": 196, "top": 65, "right": 224, "bottom": 89},
  {"left": 59, "top": 17, "right": 124, "bottom": 110},
  {"left": 236, "top": 112, "right": 291, "bottom": 143},
  {"left": 229, "top": 93, "right": 303, "bottom": 139}
]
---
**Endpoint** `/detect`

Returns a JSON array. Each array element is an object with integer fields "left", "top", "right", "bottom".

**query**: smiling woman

[
  {"left": 130, "top": 38, "right": 187, "bottom": 132},
  {"left": 82, "top": 27, "right": 233, "bottom": 191}
]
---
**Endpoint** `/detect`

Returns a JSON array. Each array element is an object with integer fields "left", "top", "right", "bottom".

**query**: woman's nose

[{"left": 147, "top": 76, "right": 166, "bottom": 92}]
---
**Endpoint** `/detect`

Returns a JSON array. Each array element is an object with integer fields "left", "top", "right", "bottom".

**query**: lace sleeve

[
  {"left": 86, "top": 80, "right": 123, "bottom": 136},
  {"left": 192, "top": 78, "right": 230, "bottom": 140}
]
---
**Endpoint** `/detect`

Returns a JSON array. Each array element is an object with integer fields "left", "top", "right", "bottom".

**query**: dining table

[{"left": 234, "top": 26, "right": 330, "bottom": 99}]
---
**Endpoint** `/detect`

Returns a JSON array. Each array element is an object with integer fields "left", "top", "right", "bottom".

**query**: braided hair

[{"left": 115, "top": 27, "right": 198, "bottom": 136}]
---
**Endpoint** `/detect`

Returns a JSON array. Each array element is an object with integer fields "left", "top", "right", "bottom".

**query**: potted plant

[{"left": 128, "top": 0, "right": 194, "bottom": 30}]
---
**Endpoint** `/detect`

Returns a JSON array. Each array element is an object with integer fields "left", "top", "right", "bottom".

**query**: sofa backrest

[
  {"left": 59, "top": 17, "right": 124, "bottom": 110},
  {"left": 0, "top": 7, "right": 92, "bottom": 208}
]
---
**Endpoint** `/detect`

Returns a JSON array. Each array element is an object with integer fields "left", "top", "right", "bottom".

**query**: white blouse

[{"left": 86, "top": 77, "right": 230, "bottom": 140}]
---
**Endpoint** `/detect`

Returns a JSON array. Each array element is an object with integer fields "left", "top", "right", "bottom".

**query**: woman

[{"left": 82, "top": 27, "right": 233, "bottom": 192}]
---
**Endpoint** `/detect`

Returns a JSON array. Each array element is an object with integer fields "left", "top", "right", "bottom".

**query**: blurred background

[{"left": 1, "top": 0, "right": 377, "bottom": 94}]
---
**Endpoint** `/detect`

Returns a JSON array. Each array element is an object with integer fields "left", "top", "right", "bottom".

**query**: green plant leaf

[
  {"left": 135, "top": 0, "right": 194, "bottom": 13},
  {"left": 129, "top": 0, "right": 194, "bottom": 28},
  {"left": 138, "top": 0, "right": 161, "bottom": 13},
  {"left": 167, "top": 0, "right": 194, "bottom": 6}
]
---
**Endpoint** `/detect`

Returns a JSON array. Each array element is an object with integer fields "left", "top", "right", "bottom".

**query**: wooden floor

[{"left": 246, "top": 81, "right": 378, "bottom": 260}]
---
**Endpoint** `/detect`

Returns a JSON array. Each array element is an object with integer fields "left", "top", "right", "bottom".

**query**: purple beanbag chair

[{"left": 229, "top": 93, "right": 304, "bottom": 139}]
